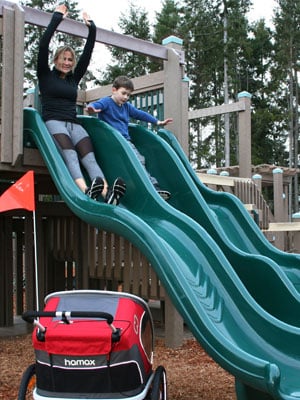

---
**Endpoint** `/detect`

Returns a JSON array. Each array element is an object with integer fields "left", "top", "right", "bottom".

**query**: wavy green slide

[
  {"left": 156, "top": 128, "right": 300, "bottom": 291},
  {"left": 23, "top": 107, "right": 300, "bottom": 400}
]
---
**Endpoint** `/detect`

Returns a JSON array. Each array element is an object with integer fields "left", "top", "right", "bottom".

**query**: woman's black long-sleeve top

[{"left": 37, "top": 12, "right": 96, "bottom": 123}]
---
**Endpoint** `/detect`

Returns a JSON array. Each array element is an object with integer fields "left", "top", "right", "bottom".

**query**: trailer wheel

[
  {"left": 150, "top": 365, "right": 167, "bottom": 400},
  {"left": 18, "top": 363, "right": 36, "bottom": 400}
]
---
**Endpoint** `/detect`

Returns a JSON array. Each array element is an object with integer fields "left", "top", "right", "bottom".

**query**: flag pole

[
  {"left": 0, "top": 171, "right": 39, "bottom": 309},
  {"left": 32, "top": 209, "right": 40, "bottom": 311}
]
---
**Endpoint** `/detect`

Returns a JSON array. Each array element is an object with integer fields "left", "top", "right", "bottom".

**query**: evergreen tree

[
  {"left": 98, "top": 2, "right": 152, "bottom": 85},
  {"left": 178, "top": 0, "right": 222, "bottom": 167},
  {"left": 248, "top": 19, "right": 287, "bottom": 166},
  {"left": 153, "top": 0, "right": 182, "bottom": 43},
  {"left": 272, "top": 0, "right": 300, "bottom": 210},
  {"left": 179, "top": 0, "right": 252, "bottom": 168},
  {"left": 151, "top": 0, "right": 182, "bottom": 73},
  {"left": 273, "top": 0, "right": 300, "bottom": 166}
]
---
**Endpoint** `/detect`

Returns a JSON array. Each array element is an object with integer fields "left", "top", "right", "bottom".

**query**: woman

[{"left": 37, "top": 4, "right": 125, "bottom": 204}]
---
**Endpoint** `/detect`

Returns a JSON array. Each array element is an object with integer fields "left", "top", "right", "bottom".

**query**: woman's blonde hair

[{"left": 53, "top": 46, "right": 76, "bottom": 70}]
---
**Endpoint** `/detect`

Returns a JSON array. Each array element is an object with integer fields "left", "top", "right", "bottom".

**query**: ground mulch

[{"left": 0, "top": 334, "right": 236, "bottom": 399}]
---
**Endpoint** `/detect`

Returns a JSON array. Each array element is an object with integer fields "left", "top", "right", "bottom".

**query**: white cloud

[
  {"left": 77, "top": 0, "right": 277, "bottom": 30},
  {"left": 248, "top": 0, "right": 276, "bottom": 25},
  {"left": 76, "top": 0, "right": 163, "bottom": 32}
]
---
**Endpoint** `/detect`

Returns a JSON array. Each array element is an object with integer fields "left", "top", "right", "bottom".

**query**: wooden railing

[
  {"left": 234, "top": 179, "right": 273, "bottom": 230},
  {"left": 197, "top": 173, "right": 273, "bottom": 230},
  {"left": 4, "top": 210, "right": 165, "bottom": 319}
]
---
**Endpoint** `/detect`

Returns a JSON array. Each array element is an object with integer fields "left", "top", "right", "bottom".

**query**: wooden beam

[
  {"left": 265, "top": 222, "right": 300, "bottom": 232},
  {"left": 85, "top": 71, "right": 164, "bottom": 103},
  {"left": 197, "top": 172, "right": 238, "bottom": 187},
  {"left": 0, "top": 2, "right": 180, "bottom": 62},
  {"left": 189, "top": 101, "right": 246, "bottom": 119}
]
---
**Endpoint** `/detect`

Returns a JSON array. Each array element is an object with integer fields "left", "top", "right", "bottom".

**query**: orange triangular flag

[{"left": 0, "top": 170, "right": 35, "bottom": 212}]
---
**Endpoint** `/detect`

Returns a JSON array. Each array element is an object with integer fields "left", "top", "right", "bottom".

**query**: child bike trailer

[{"left": 18, "top": 290, "right": 167, "bottom": 400}]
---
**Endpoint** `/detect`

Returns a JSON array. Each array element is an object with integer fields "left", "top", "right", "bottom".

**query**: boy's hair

[{"left": 112, "top": 76, "right": 134, "bottom": 91}]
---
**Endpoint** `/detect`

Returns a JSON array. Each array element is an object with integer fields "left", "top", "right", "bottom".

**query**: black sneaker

[
  {"left": 85, "top": 177, "right": 104, "bottom": 200},
  {"left": 157, "top": 189, "right": 171, "bottom": 201},
  {"left": 105, "top": 178, "right": 126, "bottom": 205},
  {"left": 154, "top": 183, "right": 171, "bottom": 201}
]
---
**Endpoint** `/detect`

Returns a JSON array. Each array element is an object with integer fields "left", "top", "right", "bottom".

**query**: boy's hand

[
  {"left": 157, "top": 118, "right": 173, "bottom": 126},
  {"left": 85, "top": 105, "right": 100, "bottom": 114}
]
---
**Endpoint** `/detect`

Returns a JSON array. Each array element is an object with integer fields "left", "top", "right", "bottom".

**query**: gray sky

[
  {"left": 77, "top": 0, "right": 276, "bottom": 31},
  {"left": 76, "top": 0, "right": 277, "bottom": 73},
  {"left": 8, "top": 0, "right": 277, "bottom": 29},
  {"left": 9, "top": 0, "right": 277, "bottom": 73}
]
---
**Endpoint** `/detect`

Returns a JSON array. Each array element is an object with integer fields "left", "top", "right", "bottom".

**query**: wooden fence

[{"left": 197, "top": 172, "right": 273, "bottom": 230}]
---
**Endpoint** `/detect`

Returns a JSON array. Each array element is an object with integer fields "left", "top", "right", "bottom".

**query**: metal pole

[
  {"left": 32, "top": 210, "right": 39, "bottom": 310},
  {"left": 223, "top": 1, "right": 230, "bottom": 166}
]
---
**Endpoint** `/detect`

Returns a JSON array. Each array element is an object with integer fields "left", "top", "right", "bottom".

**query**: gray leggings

[
  {"left": 128, "top": 141, "right": 158, "bottom": 186},
  {"left": 46, "top": 120, "right": 104, "bottom": 182}
]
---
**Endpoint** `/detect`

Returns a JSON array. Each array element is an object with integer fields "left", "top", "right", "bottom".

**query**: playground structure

[
  {"left": 0, "top": 1, "right": 188, "bottom": 343},
  {"left": 2, "top": 2, "right": 300, "bottom": 399}
]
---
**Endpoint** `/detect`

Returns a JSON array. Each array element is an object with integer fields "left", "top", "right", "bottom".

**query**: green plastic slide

[
  {"left": 23, "top": 107, "right": 300, "bottom": 400},
  {"left": 156, "top": 128, "right": 300, "bottom": 293}
]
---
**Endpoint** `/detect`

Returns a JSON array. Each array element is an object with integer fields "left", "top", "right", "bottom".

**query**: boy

[{"left": 86, "top": 76, "right": 173, "bottom": 200}]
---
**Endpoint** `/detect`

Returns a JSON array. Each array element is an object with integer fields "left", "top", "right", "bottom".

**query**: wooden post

[
  {"left": 163, "top": 36, "right": 189, "bottom": 155},
  {"left": 13, "top": 3, "right": 25, "bottom": 164},
  {"left": 273, "top": 168, "right": 284, "bottom": 221},
  {"left": 78, "top": 221, "right": 90, "bottom": 289},
  {"left": 15, "top": 229, "right": 24, "bottom": 315},
  {"left": 164, "top": 293, "right": 184, "bottom": 348},
  {"left": 273, "top": 168, "right": 285, "bottom": 250},
  {"left": 1, "top": 6, "right": 15, "bottom": 163},
  {"left": 252, "top": 173, "right": 262, "bottom": 192},
  {"left": 0, "top": 216, "right": 14, "bottom": 327},
  {"left": 292, "top": 212, "right": 300, "bottom": 252},
  {"left": 24, "top": 213, "right": 35, "bottom": 311},
  {"left": 220, "top": 171, "right": 230, "bottom": 176},
  {"left": 181, "top": 76, "right": 190, "bottom": 156},
  {"left": 283, "top": 185, "right": 289, "bottom": 222},
  {"left": 238, "top": 91, "right": 252, "bottom": 178},
  {"left": 207, "top": 168, "right": 218, "bottom": 190},
  {"left": 1, "top": 4, "right": 24, "bottom": 165}
]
